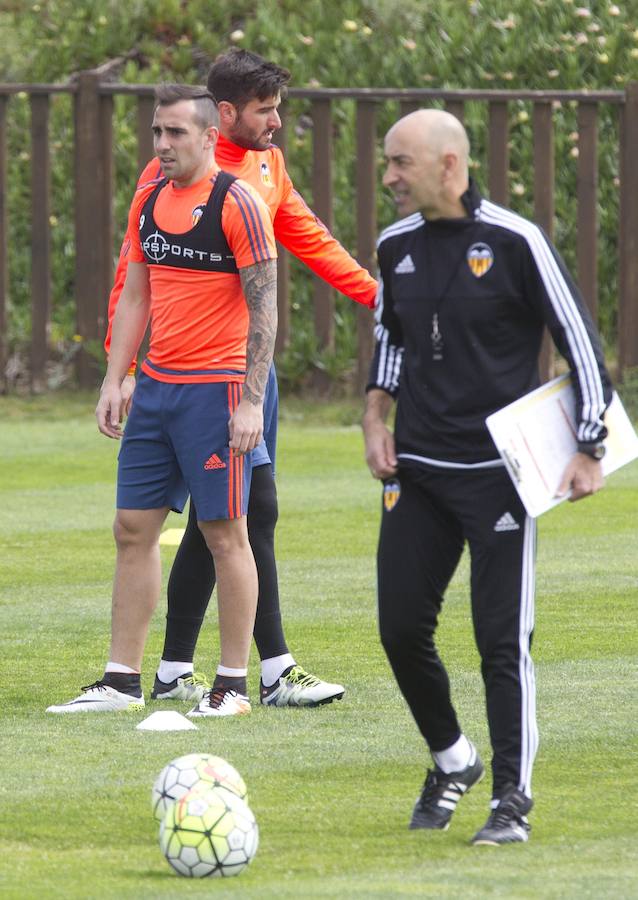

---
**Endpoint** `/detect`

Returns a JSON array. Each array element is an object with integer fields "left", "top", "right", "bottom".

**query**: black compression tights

[{"left": 162, "top": 464, "right": 288, "bottom": 662}]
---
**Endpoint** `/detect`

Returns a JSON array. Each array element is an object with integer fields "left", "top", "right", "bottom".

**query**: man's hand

[
  {"left": 362, "top": 388, "right": 398, "bottom": 480},
  {"left": 96, "top": 380, "right": 126, "bottom": 439},
  {"left": 120, "top": 374, "right": 136, "bottom": 416},
  {"left": 363, "top": 417, "right": 398, "bottom": 480},
  {"left": 555, "top": 452, "right": 604, "bottom": 502},
  {"left": 229, "top": 397, "right": 263, "bottom": 455}
]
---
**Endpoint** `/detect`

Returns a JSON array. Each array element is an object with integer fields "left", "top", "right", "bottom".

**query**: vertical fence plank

[
  {"left": 488, "top": 101, "right": 509, "bottom": 204},
  {"left": 137, "top": 95, "right": 155, "bottom": 175},
  {"left": 311, "top": 98, "right": 334, "bottom": 353},
  {"left": 533, "top": 101, "right": 555, "bottom": 382},
  {"left": 75, "top": 71, "right": 105, "bottom": 386},
  {"left": 356, "top": 100, "right": 377, "bottom": 394},
  {"left": 30, "top": 93, "right": 51, "bottom": 393},
  {"left": 275, "top": 101, "right": 290, "bottom": 353},
  {"left": 0, "top": 96, "right": 7, "bottom": 393},
  {"left": 577, "top": 102, "right": 598, "bottom": 321},
  {"left": 533, "top": 102, "right": 555, "bottom": 235},
  {"left": 619, "top": 82, "right": 638, "bottom": 376},
  {"left": 100, "top": 93, "right": 114, "bottom": 341},
  {"left": 445, "top": 99, "right": 465, "bottom": 124}
]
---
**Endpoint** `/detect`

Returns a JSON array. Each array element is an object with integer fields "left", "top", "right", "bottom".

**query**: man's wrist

[{"left": 577, "top": 440, "right": 606, "bottom": 460}]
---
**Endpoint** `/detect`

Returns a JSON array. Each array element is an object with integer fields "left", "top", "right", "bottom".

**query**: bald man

[{"left": 363, "top": 109, "right": 612, "bottom": 845}]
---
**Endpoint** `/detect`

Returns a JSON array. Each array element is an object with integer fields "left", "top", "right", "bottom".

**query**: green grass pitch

[{"left": 1, "top": 392, "right": 637, "bottom": 899}]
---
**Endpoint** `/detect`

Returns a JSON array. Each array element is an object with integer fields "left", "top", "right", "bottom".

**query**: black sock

[
  {"left": 249, "top": 465, "right": 290, "bottom": 659},
  {"left": 102, "top": 672, "right": 142, "bottom": 697},
  {"left": 213, "top": 674, "right": 247, "bottom": 695}
]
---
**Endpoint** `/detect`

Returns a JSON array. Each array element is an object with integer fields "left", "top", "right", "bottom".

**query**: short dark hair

[
  {"left": 207, "top": 49, "right": 290, "bottom": 110},
  {"left": 154, "top": 83, "right": 219, "bottom": 129}
]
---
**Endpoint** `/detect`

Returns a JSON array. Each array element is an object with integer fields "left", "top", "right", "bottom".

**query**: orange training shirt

[{"left": 124, "top": 168, "right": 276, "bottom": 383}]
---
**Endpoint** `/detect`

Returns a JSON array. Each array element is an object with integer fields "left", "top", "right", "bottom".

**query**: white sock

[
  {"left": 432, "top": 735, "right": 474, "bottom": 774},
  {"left": 216, "top": 665, "right": 247, "bottom": 677},
  {"left": 260, "top": 653, "right": 296, "bottom": 687},
  {"left": 105, "top": 661, "right": 139, "bottom": 675},
  {"left": 157, "top": 659, "right": 194, "bottom": 683}
]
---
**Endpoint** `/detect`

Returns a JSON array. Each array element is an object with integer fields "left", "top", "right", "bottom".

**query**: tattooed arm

[{"left": 228, "top": 258, "right": 278, "bottom": 455}]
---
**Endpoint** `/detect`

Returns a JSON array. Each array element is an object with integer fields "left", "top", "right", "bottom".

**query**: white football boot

[
  {"left": 260, "top": 665, "right": 345, "bottom": 707},
  {"left": 187, "top": 687, "right": 251, "bottom": 718},
  {"left": 46, "top": 680, "right": 145, "bottom": 713}
]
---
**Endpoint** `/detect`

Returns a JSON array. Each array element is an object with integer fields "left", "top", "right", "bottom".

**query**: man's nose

[
  {"left": 383, "top": 165, "right": 397, "bottom": 187},
  {"left": 154, "top": 130, "right": 170, "bottom": 151},
  {"left": 268, "top": 110, "right": 282, "bottom": 131}
]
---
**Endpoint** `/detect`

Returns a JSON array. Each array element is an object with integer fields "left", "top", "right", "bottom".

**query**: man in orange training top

[
  {"left": 47, "top": 83, "right": 278, "bottom": 717},
  {"left": 103, "top": 50, "right": 377, "bottom": 709}
]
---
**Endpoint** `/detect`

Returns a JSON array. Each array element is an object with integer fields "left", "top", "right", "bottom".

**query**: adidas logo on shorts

[
  {"left": 494, "top": 512, "right": 520, "bottom": 532},
  {"left": 204, "top": 453, "right": 226, "bottom": 470}
]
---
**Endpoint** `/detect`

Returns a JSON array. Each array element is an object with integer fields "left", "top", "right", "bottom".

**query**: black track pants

[
  {"left": 163, "top": 463, "right": 288, "bottom": 662},
  {"left": 377, "top": 463, "right": 538, "bottom": 797}
]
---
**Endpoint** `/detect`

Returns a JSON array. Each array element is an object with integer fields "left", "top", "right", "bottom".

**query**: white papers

[
  {"left": 136, "top": 711, "right": 198, "bottom": 731},
  {"left": 486, "top": 375, "right": 638, "bottom": 518}
]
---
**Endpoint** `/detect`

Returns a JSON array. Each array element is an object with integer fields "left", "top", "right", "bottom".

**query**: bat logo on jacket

[{"left": 467, "top": 242, "right": 494, "bottom": 278}]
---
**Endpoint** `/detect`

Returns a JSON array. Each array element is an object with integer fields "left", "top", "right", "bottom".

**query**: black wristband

[{"left": 577, "top": 441, "right": 606, "bottom": 460}]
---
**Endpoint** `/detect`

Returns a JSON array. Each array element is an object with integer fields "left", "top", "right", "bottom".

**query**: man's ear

[
  {"left": 217, "top": 100, "right": 237, "bottom": 128},
  {"left": 204, "top": 125, "right": 219, "bottom": 149},
  {"left": 441, "top": 151, "right": 459, "bottom": 183}
]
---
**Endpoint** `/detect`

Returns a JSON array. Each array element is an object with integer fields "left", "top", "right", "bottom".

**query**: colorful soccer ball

[
  {"left": 151, "top": 753, "right": 247, "bottom": 821},
  {"left": 159, "top": 787, "right": 258, "bottom": 878}
]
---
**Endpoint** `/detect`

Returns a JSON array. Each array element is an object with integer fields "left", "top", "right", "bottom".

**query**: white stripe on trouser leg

[{"left": 518, "top": 516, "right": 538, "bottom": 796}]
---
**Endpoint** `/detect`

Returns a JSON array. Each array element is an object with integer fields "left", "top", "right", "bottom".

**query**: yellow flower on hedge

[
  {"left": 597, "top": 52, "right": 609, "bottom": 62},
  {"left": 343, "top": 19, "right": 358, "bottom": 32},
  {"left": 512, "top": 183, "right": 525, "bottom": 196},
  {"left": 230, "top": 29, "right": 244, "bottom": 42},
  {"left": 517, "top": 110, "right": 529, "bottom": 123},
  {"left": 609, "top": 4, "right": 620, "bottom": 15},
  {"left": 631, "top": 47, "right": 638, "bottom": 58},
  {"left": 548, "top": 69, "right": 560, "bottom": 77}
]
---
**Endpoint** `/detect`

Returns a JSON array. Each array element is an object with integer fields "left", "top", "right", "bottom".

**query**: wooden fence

[{"left": 0, "top": 75, "right": 637, "bottom": 392}]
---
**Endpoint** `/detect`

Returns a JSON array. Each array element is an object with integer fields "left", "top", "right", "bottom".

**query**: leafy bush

[{"left": 1, "top": 0, "right": 636, "bottom": 390}]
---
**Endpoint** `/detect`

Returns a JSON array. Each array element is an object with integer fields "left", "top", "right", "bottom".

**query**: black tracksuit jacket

[{"left": 368, "top": 180, "right": 613, "bottom": 466}]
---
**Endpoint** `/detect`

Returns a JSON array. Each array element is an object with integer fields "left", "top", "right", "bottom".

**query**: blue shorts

[
  {"left": 117, "top": 374, "right": 251, "bottom": 520},
  {"left": 252, "top": 363, "right": 279, "bottom": 474}
]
